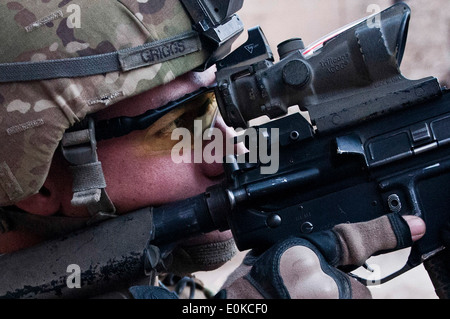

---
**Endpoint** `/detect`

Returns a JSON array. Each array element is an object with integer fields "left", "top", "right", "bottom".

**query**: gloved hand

[{"left": 216, "top": 214, "right": 425, "bottom": 299}]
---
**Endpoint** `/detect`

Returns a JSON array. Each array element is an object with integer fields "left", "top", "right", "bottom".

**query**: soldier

[{"left": 0, "top": 0, "right": 426, "bottom": 299}]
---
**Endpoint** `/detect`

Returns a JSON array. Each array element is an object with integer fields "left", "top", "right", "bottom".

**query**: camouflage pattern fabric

[{"left": 0, "top": 0, "right": 209, "bottom": 206}]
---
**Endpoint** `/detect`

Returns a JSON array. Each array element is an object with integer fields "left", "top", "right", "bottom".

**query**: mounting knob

[
  {"left": 282, "top": 60, "right": 310, "bottom": 88},
  {"left": 277, "top": 38, "right": 305, "bottom": 59}
]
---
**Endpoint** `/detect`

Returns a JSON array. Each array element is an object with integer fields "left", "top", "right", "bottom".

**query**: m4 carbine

[
  {"left": 154, "top": 2, "right": 450, "bottom": 293},
  {"left": 0, "top": 3, "right": 448, "bottom": 299}
]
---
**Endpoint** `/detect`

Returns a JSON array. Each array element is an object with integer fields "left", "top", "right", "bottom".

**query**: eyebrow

[{"left": 94, "top": 85, "right": 216, "bottom": 141}]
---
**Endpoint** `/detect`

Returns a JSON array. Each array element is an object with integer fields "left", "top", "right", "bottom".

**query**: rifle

[
  {"left": 154, "top": 2, "right": 450, "bottom": 294},
  {"left": 0, "top": 3, "right": 448, "bottom": 299}
]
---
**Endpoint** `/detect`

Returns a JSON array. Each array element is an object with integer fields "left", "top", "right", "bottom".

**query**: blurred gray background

[{"left": 196, "top": 0, "right": 449, "bottom": 299}]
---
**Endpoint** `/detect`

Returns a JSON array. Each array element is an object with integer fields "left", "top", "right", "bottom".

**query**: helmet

[{"left": 0, "top": 0, "right": 243, "bottom": 208}]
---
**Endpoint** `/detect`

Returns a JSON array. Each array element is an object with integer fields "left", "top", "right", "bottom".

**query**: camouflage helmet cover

[{"left": 0, "top": 0, "right": 234, "bottom": 206}]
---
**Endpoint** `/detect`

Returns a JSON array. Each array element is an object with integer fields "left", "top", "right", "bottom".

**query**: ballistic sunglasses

[{"left": 94, "top": 85, "right": 218, "bottom": 142}]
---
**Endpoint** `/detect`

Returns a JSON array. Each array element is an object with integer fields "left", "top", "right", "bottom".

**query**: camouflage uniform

[{"left": 0, "top": 0, "right": 209, "bottom": 206}]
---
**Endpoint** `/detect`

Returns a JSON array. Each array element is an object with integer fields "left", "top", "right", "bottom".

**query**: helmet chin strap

[
  {"left": 61, "top": 117, "right": 117, "bottom": 224},
  {"left": 0, "top": 117, "right": 117, "bottom": 238}
]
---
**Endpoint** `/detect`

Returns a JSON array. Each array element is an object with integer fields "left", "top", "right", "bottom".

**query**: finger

[
  {"left": 402, "top": 215, "right": 426, "bottom": 242},
  {"left": 305, "top": 214, "right": 423, "bottom": 267},
  {"left": 332, "top": 214, "right": 421, "bottom": 267}
]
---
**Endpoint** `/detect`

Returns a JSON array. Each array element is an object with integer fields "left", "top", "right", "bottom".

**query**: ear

[{"left": 15, "top": 180, "right": 62, "bottom": 216}]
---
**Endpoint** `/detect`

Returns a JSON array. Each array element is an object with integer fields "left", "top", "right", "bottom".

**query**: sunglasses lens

[{"left": 142, "top": 91, "right": 218, "bottom": 153}]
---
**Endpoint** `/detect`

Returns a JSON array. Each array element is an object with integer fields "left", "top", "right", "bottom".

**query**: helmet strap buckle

[{"left": 61, "top": 117, "right": 116, "bottom": 223}]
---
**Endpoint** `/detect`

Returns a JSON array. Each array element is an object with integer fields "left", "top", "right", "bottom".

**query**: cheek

[
  {"left": 0, "top": 231, "right": 43, "bottom": 254},
  {"left": 97, "top": 133, "right": 216, "bottom": 213}
]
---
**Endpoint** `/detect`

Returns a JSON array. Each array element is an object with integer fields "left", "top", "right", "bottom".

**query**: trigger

[
  {"left": 349, "top": 262, "right": 415, "bottom": 286},
  {"left": 362, "top": 263, "right": 375, "bottom": 273}
]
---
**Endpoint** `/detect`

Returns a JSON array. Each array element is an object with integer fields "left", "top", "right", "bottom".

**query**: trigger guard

[{"left": 349, "top": 243, "right": 445, "bottom": 286}]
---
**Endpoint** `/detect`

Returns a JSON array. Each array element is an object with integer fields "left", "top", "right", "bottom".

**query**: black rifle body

[
  {"left": 152, "top": 90, "right": 450, "bottom": 274},
  {"left": 217, "top": 91, "right": 450, "bottom": 264}
]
